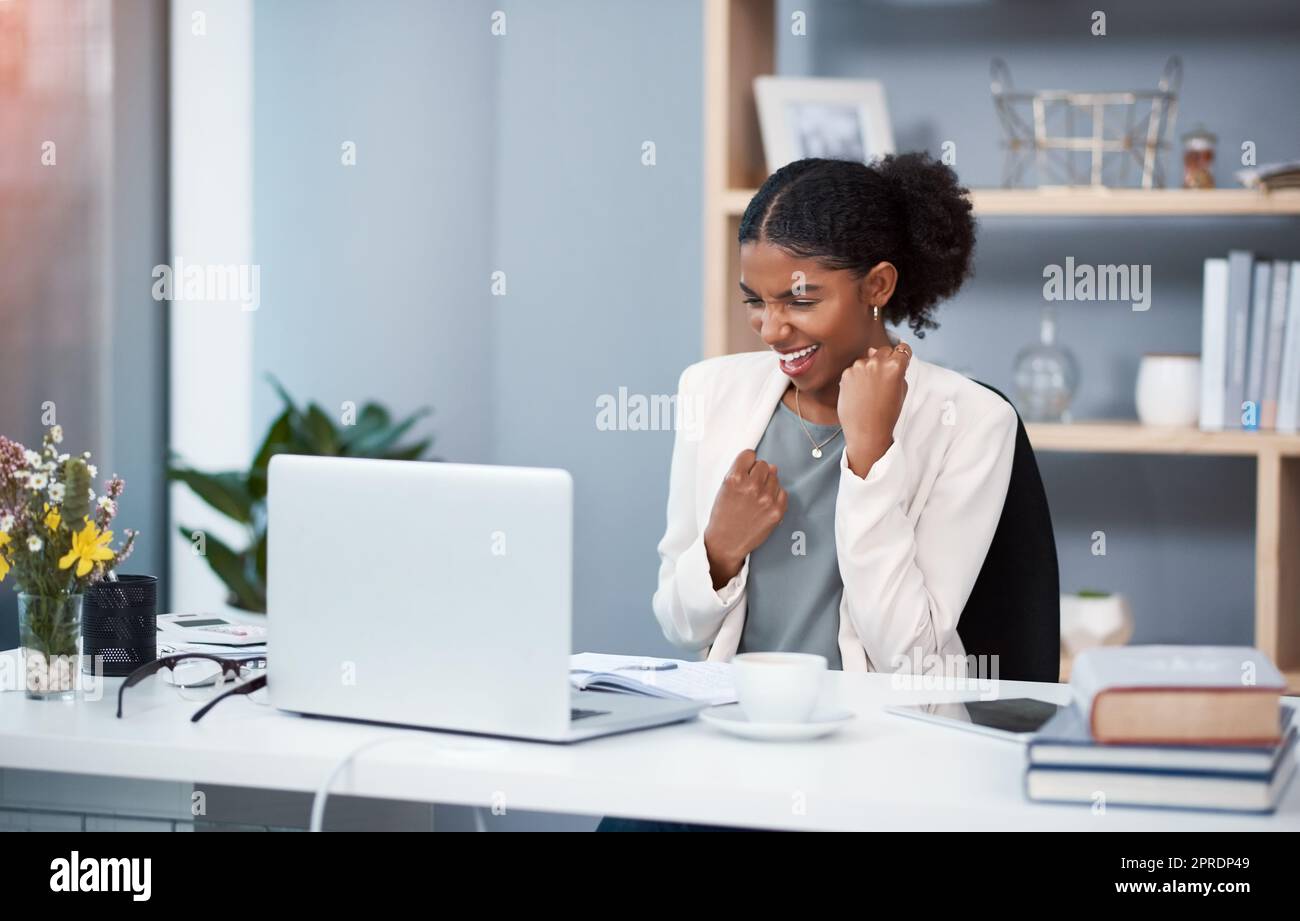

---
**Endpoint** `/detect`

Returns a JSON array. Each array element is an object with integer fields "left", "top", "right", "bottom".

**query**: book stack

[
  {"left": 1235, "top": 161, "right": 1300, "bottom": 191},
  {"left": 1200, "top": 252, "right": 1300, "bottom": 432},
  {"left": 1026, "top": 646, "right": 1297, "bottom": 813}
]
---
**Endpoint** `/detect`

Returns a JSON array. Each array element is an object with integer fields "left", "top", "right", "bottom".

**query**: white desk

[{"left": 2, "top": 655, "right": 1296, "bottom": 831}]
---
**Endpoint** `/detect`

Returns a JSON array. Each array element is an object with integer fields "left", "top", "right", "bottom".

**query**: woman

[
  {"left": 654, "top": 152, "right": 1016, "bottom": 676},
  {"left": 596, "top": 153, "right": 1017, "bottom": 832}
]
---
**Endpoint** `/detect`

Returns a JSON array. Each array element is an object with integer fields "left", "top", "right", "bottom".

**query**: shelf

[
  {"left": 1025, "top": 421, "right": 1300, "bottom": 457},
  {"left": 972, "top": 188, "right": 1300, "bottom": 217},
  {"left": 719, "top": 187, "right": 1300, "bottom": 218}
]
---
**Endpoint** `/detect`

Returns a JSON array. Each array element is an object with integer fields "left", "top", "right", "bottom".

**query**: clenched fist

[
  {"left": 838, "top": 342, "right": 911, "bottom": 479},
  {"left": 703, "top": 449, "right": 787, "bottom": 590}
]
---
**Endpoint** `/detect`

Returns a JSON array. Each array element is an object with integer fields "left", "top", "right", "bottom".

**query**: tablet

[{"left": 885, "top": 698, "right": 1063, "bottom": 742}]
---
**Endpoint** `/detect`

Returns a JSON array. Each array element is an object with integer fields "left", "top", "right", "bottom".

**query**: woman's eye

[
  {"left": 743, "top": 298, "right": 762, "bottom": 308},
  {"left": 790, "top": 300, "right": 817, "bottom": 308}
]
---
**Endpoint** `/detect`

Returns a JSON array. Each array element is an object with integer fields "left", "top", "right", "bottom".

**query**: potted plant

[
  {"left": 0, "top": 426, "right": 137, "bottom": 700},
  {"left": 169, "top": 378, "right": 433, "bottom": 614},
  {"left": 1060, "top": 588, "right": 1134, "bottom": 660}
]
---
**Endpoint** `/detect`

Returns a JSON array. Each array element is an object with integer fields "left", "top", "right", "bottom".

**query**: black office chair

[{"left": 956, "top": 383, "right": 1061, "bottom": 683}]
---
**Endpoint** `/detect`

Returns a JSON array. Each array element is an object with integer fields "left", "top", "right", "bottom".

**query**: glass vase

[
  {"left": 1013, "top": 308, "right": 1079, "bottom": 423},
  {"left": 17, "top": 593, "right": 83, "bottom": 701}
]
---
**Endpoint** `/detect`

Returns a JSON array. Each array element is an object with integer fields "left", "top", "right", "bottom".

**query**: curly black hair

[{"left": 737, "top": 153, "right": 976, "bottom": 338}]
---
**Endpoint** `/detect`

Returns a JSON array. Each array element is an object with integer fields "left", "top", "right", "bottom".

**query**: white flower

[
  {"left": 97, "top": 496, "right": 114, "bottom": 512},
  {"left": 82, "top": 451, "right": 91, "bottom": 460},
  {"left": 87, "top": 464, "right": 98, "bottom": 478},
  {"left": 27, "top": 536, "right": 42, "bottom": 553},
  {"left": 48, "top": 482, "right": 66, "bottom": 504},
  {"left": 0, "top": 514, "right": 12, "bottom": 533},
  {"left": 29, "top": 472, "right": 48, "bottom": 490},
  {"left": 87, "top": 488, "right": 95, "bottom": 503},
  {"left": 57, "top": 453, "right": 69, "bottom": 464},
  {"left": 23, "top": 450, "right": 41, "bottom": 466},
  {"left": 49, "top": 425, "right": 63, "bottom": 444}
]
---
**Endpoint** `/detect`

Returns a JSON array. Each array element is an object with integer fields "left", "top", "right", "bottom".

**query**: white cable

[{"left": 310, "top": 734, "right": 436, "bottom": 832}]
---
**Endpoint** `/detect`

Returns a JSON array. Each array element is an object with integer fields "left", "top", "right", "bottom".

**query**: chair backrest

[{"left": 957, "top": 382, "right": 1061, "bottom": 683}]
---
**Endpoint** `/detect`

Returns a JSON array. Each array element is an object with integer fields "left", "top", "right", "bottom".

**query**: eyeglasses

[{"left": 116, "top": 653, "right": 267, "bottom": 723}]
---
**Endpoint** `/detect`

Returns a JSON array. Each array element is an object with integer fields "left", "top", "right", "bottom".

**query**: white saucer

[{"left": 700, "top": 704, "right": 855, "bottom": 741}]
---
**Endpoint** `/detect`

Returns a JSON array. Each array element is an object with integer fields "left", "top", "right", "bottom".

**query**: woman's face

[{"left": 739, "top": 240, "right": 887, "bottom": 394}]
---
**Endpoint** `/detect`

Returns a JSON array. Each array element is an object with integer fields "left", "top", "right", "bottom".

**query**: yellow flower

[
  {"left": 43, "top": 503, "right": 60, "bottom": 531},
  {"left": 0, "top": 532, "right": 10, "bottom": 582},
  {"left": 58, "top": 521, "right": 115, "bottom": 578}
]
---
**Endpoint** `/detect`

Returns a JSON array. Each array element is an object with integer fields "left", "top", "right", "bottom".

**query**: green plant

[{"left": 169, "top": 377, "right": 433, "bottom": 613}]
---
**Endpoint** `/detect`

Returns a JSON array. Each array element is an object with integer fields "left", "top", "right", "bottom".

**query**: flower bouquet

[{"left": 0, "top": 426, "right": 136, "bottom": 699}]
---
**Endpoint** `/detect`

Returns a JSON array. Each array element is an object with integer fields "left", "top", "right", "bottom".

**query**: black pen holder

[{"left": 82, "top": 575, "right": 158, "bottom": 677}]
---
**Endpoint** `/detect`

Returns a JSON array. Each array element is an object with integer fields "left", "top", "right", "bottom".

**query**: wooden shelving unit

[{"left": 702, "top": 0, "right": 1300, "bottom": 689}]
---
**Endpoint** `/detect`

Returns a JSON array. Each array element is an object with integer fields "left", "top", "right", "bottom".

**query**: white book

[
  {"left": 1223, "top": 251, "right": 1254, "bottom": 429},
  {"left": 1260, "top": 261, "right": 1291, "bottom": 430},
  {"left": 1198, "top": 258, "right": 1229, "bottom": 430},
  {"left": 1277, "top": 262, "right": 1300, "bottom": 433},
  {"left": 1244, "top": 261, "right": 1272, "bottom": 427}
]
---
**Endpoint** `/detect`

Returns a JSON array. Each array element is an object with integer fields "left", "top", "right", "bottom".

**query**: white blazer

[{"left": 652, "top": 346, "right": 1018, "bottom": 673}]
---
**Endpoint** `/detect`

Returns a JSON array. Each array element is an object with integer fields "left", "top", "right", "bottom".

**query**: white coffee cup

[{"left": 732, "top": 652, "right": 827, "bottom": 723}]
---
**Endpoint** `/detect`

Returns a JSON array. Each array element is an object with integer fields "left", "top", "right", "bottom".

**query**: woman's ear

[{"left": 860, "top": 261, "right": 899, "bottom": 309}]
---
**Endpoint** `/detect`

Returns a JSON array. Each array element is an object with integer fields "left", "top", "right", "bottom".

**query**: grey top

[{"left": 736, "top": 399, "right": 845, "bottom": 670}]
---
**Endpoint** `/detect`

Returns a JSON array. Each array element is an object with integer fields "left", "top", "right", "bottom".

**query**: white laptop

[{"left": 266, "top": 455, "right": 706, "bottom": 742}]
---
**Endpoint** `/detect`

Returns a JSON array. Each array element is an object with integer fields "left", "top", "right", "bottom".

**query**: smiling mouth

[{"left": 775, "top": 343, "right": 820, "bottom": 376}]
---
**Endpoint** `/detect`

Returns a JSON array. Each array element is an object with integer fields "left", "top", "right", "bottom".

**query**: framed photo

[{"left": 754, "top": 76, "right": 895, "bottom": 173}]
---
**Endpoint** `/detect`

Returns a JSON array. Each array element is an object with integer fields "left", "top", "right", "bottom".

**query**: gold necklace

[{"left": 792, "top": 389, "right": 843, "bottom": 459}]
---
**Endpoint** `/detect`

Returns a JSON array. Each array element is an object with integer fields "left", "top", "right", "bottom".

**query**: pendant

[{"left": 811, "top": 447, "right": 823, "bottom": 458}]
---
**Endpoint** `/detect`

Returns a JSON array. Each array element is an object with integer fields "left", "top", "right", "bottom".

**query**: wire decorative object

[{"left": 990, "top": 57, "right": 1183, "bottom": 190}]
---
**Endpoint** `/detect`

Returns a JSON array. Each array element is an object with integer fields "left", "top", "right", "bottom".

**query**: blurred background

[{"left": 2, "top": 0, "right": 1299, "bottom": 829}]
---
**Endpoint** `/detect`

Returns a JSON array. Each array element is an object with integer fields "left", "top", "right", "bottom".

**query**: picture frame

[{"left": 754, "top": 76, "right": 895, "bottom": 173}]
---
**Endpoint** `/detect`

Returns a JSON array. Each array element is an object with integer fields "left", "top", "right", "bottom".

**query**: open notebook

[{"left": 569, "top": 652, "right": 736, "bottom": 706}]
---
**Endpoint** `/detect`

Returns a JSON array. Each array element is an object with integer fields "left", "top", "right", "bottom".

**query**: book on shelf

[
  {"left": 1222, "top": 250, "right": 1254, "bottom": 429},
  {"left": 1199, "top": 258, "right": 1228, "bottom": 430},
  {"left": 1236, "top": 160, "right": 1300, "bottom": 191},
  {"left": 1200, "top": 254, "right": 1300, "bottom": 433},
  {"left": 1278, "top": 263, "right": 1300, "bottom": 433},
  {"left": 1244, "top": 260, "right": 1271, "bottom": 424},
  {"left": 1260, "top": 261, "right": 1291, "bottom": 429}
]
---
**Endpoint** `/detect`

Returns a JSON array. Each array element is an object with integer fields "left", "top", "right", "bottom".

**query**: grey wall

[
  {"left": 253, "top": 0, "right": 703, "bottom": 660},
  {"left": 251, "top": 0, "right": 496, "bottom": 462},
  {"left": 490, "top": 0, "right": 703, "bottom": 658},
  {"left": 250, "top": 0, "right": 703, "bottom": 831},
  {"left": 776, "top": 0, "right": 1300, "bottom": 645}
]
